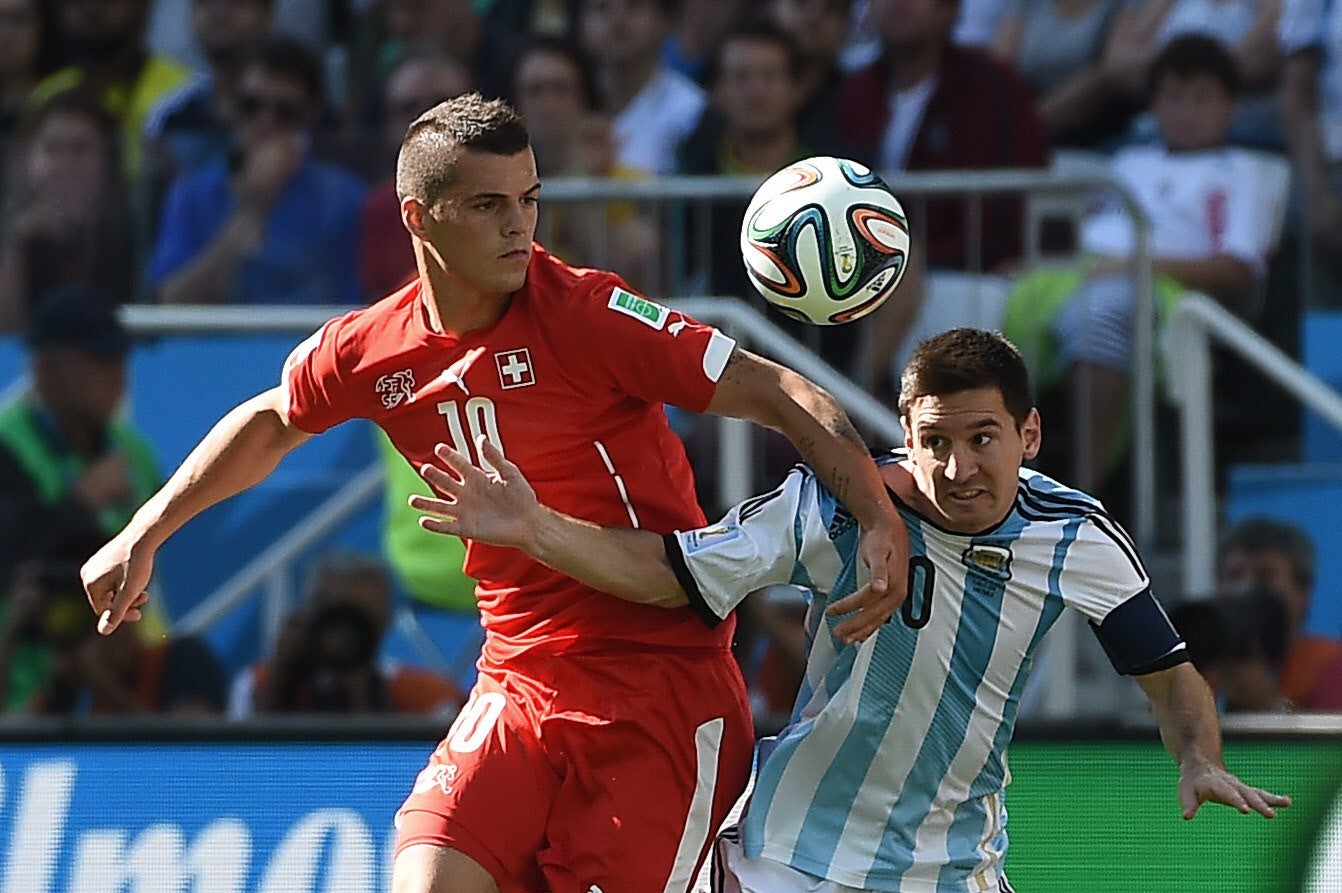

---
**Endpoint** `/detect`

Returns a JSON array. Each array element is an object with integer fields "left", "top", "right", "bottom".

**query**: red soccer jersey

[{"left": 283, "top": 244, "right": 738, "bottom": 662}]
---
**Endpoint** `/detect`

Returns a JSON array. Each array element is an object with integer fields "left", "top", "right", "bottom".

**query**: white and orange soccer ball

[{"left": 740, "top": 156, "right": 911, "bottom": 326}]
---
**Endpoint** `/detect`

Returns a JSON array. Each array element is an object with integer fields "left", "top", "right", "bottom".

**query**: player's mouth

[
  {"left": 500, "top": 247, "right": 530, "bottom": 261},
  {"left": 947, "top": 488, "right": 987, "bottom": 503}
]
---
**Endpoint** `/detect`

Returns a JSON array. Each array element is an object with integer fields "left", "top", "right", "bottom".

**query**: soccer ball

[{"left": 740, "top": 156, "right": 911, "bottom": 326}]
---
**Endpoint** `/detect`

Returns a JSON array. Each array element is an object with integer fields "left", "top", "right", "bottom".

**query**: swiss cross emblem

[{"left": 495, "top": 348, "right": 535, "bottom": 389}]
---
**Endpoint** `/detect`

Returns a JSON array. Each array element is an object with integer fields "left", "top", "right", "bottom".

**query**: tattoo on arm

[{"left": 825, "top": 406, "right": 865, "bottom": 450}]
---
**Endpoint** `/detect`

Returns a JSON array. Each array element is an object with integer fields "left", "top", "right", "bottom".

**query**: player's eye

[
  {"left": 473, "top": 199, "right": 496, "bottom": 211},
  {"left": 924, "top": 435, "right": 947, "bottom": 452},
  {"left": 521, "top": 195, "right": 539, "bottom": 207},
  {"left": 973, "top": 433, "right": 993, "bottom": 446}
]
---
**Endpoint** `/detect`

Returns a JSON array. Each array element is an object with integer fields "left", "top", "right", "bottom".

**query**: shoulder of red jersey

[
  {"left": 525, "top": 242, "right": 625, "bottom": 310},
  {"left": 319, "top": 279, "right": 422, "bottom": 353}
]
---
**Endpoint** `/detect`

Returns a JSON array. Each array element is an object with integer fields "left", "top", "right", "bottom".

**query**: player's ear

[
  {"left": 902, "top": 417, "right": 914, "bottom": 450},
  {"left": 1020, "top": 408, "right": 1042, "bottom": 460},
  {"left": 402, "top": 197, "right": 429, "bottom": 240}
]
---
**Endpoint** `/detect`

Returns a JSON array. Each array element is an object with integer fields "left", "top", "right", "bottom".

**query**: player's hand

[
  {"left": 828, "top": 518, "right": 910, "bottom": 645},
  {"left": 81, "top": 533, "right": 155, "bottom": 635},
  {"left": 1178, "top": 760, "right": 1291, "bottom": 820},
  {"left": 411, "top": 436, "right": 541, "bottom": 549}
]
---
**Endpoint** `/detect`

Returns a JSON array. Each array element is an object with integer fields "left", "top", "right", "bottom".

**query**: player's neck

[{"left": 418, "top": 265, "right": 512, "bottom": 338}]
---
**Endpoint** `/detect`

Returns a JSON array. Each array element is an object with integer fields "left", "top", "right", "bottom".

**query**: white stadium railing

[{"left": 1166, "top": 293, "right": 1342, "bottom": 596}]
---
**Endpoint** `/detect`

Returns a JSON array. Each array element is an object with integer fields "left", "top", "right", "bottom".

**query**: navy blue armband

[
  {"left": 1089, "top": 590, "right": 1190, "bottom": 676},
  {"left": 662, "top": 533, "right": 724, "bottom": 629}
]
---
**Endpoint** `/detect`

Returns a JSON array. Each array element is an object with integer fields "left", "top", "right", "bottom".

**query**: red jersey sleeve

[
  {"left": 564, "top": 276, "right": 736, "bottom": 413},
  {"left": 280, "top": 316, "right": 355, "bottom": 434}
]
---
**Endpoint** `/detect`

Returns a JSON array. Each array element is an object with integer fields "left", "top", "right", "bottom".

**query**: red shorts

[{"left": 395, "top": 648, "right": 754, "bottom": 893}]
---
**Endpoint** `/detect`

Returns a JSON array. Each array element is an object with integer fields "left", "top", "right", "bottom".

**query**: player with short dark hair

[
  {"left": 415, "top": 326, "right": 1289, "bottom": 892},
  {"left": 81, "top": 92, "right": 908, "bottom": 893}
]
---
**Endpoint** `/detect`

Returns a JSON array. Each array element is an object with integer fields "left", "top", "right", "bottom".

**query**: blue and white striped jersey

[{"left": 666, "top": 453, "right": 1186, "bottom": 892}]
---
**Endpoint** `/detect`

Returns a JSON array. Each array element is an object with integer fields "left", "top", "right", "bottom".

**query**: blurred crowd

[{"left": 1, "top": 0, "right": 1341, "bottom": 721}]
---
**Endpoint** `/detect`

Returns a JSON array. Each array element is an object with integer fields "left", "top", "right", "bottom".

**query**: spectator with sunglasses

[
  {"left": 142, "top": 0, "right": 277, "bottom": 213},
  {"left": 148, "top": 36, "right": 365, "bottom": 305}
]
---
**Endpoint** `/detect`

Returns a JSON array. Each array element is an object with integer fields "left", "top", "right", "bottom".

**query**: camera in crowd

[{"left": 304, "top": 602, "right": 380, "bottom": 673}]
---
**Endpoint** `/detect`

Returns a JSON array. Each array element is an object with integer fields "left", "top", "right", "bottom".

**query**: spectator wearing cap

[
  {"left": 0, "top": 291, "right": 228, "bottom": 716},
  {"left": 0, "top": 289, "right": 160, "bottom": 588}
]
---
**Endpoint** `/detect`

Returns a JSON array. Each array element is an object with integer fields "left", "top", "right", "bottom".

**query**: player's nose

[
  {"left": 501, "top": 199, "right": 529, "bottom": 236},
  {"left": 943, "top": 447, "right": 977, "bottom": 482}
]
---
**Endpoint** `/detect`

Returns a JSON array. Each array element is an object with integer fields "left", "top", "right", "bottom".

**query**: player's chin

[{"left": 491, "top": 265, "right": 529, "bottom": 292}]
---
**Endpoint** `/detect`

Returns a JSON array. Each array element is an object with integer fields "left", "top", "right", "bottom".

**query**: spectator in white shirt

[
  {"left": 1006, "top": 35, "right": 1281, "bottom": 491},
  {"left": 579, "top": 0, "right": 706, "bottom": 175}
]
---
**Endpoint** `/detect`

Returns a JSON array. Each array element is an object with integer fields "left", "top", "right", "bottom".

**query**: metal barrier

[{"left": 1166, "top": 293, "right": 1342, "bottom": 594}]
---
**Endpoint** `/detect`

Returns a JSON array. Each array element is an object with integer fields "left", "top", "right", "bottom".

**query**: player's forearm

[
  {"left": 127, "top": 392, "right": 307, "bottom": 549},
  {"left": 706, "top": 350, "right": 898, "bottom": 532},
  {"left": 770, "top": 372, "right": 900, "bottom": 531},
  {"left": 524, "top": 507, "right": 688, "bottom": 608},
  {"left": 1141, "top": 663, "right": 1226, "bottom": 772}
]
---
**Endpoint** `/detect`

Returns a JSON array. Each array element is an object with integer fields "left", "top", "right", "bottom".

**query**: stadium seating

[{"left": 1303, "top": 311, "right": 1342, "bottom": 461}]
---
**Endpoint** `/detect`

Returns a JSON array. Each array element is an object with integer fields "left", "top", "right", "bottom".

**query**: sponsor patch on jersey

[
  {"left": 684, "top": 524, "right": 741, "bottom": 554},
  {"left": 961, "top": 544, "right": 1013, "bottom": 582},
  {"left": 608, "top": 286, "right": 669, "bottom": 330}
]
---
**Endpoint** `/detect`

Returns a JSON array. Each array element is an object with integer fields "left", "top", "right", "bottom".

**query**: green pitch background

[{"left": 1004, "top": 740, "right": 1342, "bottom": 892}]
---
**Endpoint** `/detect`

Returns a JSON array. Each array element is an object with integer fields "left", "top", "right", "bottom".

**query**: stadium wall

[{"left": 0, "top": 723, "right": 1335, "bottom": 892}]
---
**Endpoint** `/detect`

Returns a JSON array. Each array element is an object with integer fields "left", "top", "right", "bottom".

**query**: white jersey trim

[{"left": 703, "top": 330, "right": 736, "bottom": 382}]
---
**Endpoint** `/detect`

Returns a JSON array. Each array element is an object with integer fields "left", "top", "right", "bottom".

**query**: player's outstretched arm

[
  {"left": 82, "top": 387, "right": 311, "bottom": 635},
  {"left": 412, "top": 438, "right": 689, "bottom": 608},
  {"left": 1136, "top": 662, "right": 1292, "bottom": 820},
  {"left": 705, "top": 347, "right": 908, "bottom": 643}
]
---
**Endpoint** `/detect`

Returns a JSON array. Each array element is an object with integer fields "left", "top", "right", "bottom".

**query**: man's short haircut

[
  {"left": 898, "top": 328, "right": 1034, "bottom": 427},
  {"left": 704, "top": 19, "right": 802, "bottom": 86},
  {"left": 1218, "top": 517, "right": 1315, "bottom": 591},
  {"left": 396, "top": 92, "right": 531, "bottom": 205},
  {"left": 1148, "top": 33, "right": 1241, "bottom": 99},
  {"left": 240, "top": 35, "right": 325, "bottom": 102}
]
